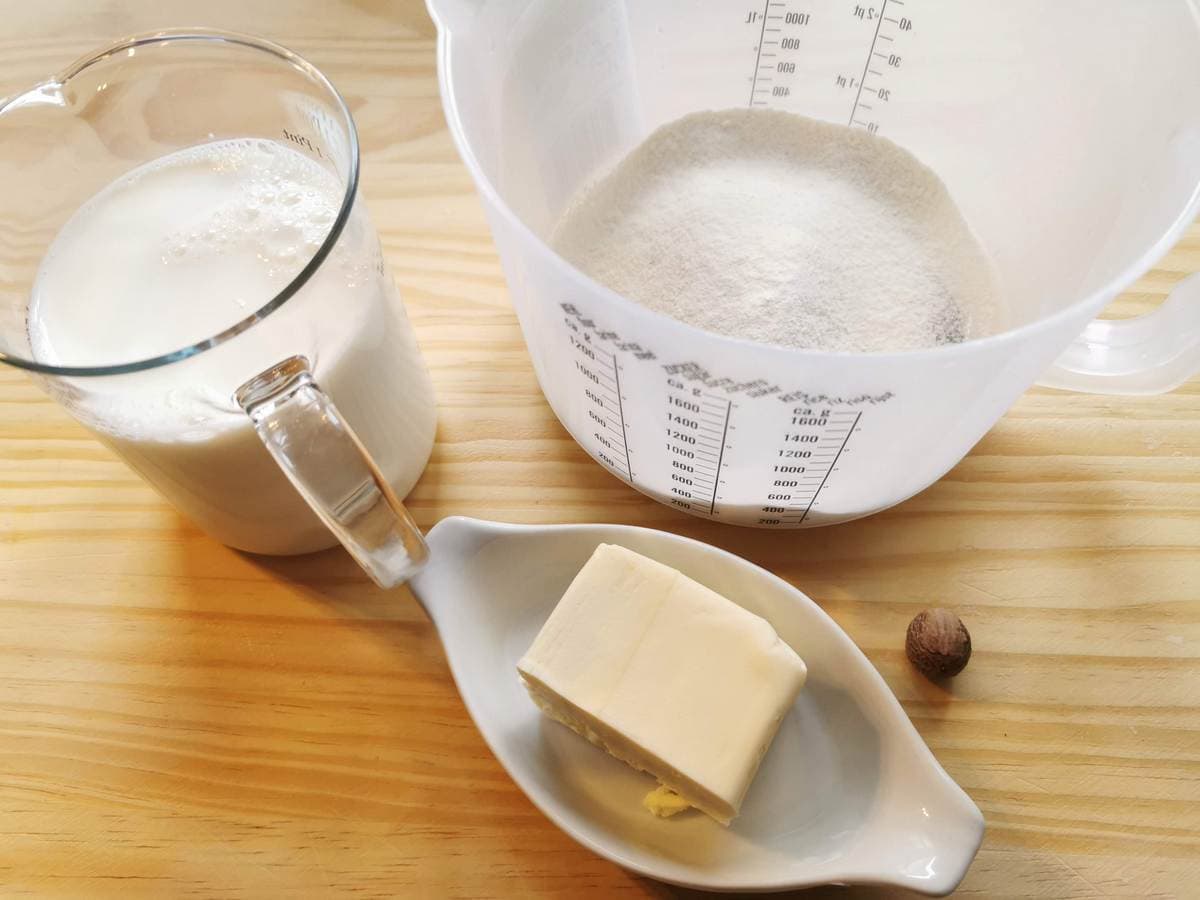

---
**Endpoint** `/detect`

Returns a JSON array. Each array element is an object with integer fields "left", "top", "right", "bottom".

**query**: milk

[{"left": 29, "top": 139, "right": 437, "bottom": 555}]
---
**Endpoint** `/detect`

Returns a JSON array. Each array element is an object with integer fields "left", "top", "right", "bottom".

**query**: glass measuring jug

[
  {"left": 430, "top": 0, "right": 1200, "bottom": 527},
  {"left": 0, "top": 31, "right": 436, "bottom": 585}
]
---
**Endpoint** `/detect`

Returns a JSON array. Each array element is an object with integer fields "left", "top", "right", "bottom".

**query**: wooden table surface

[{"left": 2, "top": 2, "right": 1198, "bottom": 897}]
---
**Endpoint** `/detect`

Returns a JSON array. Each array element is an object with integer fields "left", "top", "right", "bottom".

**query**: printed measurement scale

[
  {"left": 561, "top": 302, "right": 889, "bottom": 528},
  {"left": 745, "top": 0, "right": 916, "bottom": 134}
]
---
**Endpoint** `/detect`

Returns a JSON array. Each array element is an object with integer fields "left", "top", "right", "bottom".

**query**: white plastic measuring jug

[{"left": 430, "top": 0, "right": 1200, "bottom": 528}]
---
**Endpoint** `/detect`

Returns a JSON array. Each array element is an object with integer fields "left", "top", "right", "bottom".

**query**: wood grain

[{"left": 1, "top": 2, "right": 1197, "bottom": 897}]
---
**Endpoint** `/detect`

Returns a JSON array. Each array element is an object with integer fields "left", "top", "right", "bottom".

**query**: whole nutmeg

[{"left": 906, "top": 608, "right": 972, "bottom": 680}]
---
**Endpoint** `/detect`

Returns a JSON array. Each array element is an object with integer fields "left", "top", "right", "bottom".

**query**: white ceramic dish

[{"left": 409, "top": 517, "right": 984, "bottom": 895}]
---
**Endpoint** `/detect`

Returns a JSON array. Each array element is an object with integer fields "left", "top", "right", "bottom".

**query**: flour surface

[{"left": 551, "top": 109, "right": 1003, "bottom": 353}]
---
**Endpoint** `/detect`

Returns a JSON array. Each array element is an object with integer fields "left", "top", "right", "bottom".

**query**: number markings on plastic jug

[
  {"left": 747, "top": 2, "right": 808, "bottom": 108},
  {"left": 845, "top": 0, "right": 914, "bottom": 133},
  {"left": 565, "top": 302, "right": 739, "bottom": 519},
  {"left": 592, "top": 351, "right": 633, "bottom": 481},
  {"left": 795, "top": 411, "right": 861, "bottom": 522},
  {"left": 747, "top": 1, "right": 914, "bottom": 128},
  {"left": 665, "top": 379, "right": 734, "bottom": 515},
  {"left": 754, "top": 408, "right": 862, "bottom": 525},
  {"left": 568, "top": 326, "right": 633, "bottom": 483},
  {"left": 560, "top": 305, "right": 890, "bottom": 526}
]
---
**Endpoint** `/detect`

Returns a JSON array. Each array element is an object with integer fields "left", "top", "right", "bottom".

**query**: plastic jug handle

[
  {"left": 236, "top": 355, "right": 429, "bottom": 588},
  {"left": 1038, "top": 273, "right": 1200, "bottom": 395}
]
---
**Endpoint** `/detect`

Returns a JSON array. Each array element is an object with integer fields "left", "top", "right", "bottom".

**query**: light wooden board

[{"left": 0, "top": 2, "right": 1197, "bottom": 897}]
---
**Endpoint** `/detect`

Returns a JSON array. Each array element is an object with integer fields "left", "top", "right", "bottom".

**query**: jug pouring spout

[
  {"left": 0, "top": 81, "right": 66, "bottom": 116},
  {"left": 0, "top": 80, "right": 74, "bottom": 181}
]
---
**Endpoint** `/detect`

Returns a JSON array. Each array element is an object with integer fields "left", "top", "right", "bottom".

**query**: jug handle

[
  {"left": 1039, "top": 272, "right": 1200, "bottom": 395},
  {"left": 236, "top": 355, "right": 428, "bottom": 588}
]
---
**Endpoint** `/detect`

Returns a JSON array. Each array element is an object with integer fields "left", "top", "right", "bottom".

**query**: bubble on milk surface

[{"left": 158, "top": 138, "right": 344, "bottom": 283}]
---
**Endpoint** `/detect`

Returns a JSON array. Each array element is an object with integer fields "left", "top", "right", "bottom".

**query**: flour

[{"left": 551, "top": 109, "right": 1003, "bottom": 353}]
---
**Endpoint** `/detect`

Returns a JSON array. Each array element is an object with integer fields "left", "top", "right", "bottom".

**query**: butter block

[{"left": 517, "top": 543, "right": 807, "bottom": 824}]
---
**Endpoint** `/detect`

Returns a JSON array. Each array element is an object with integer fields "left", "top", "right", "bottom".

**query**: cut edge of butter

[{"left": 520, "top": 669, "right": 734, "bottom": 824}]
